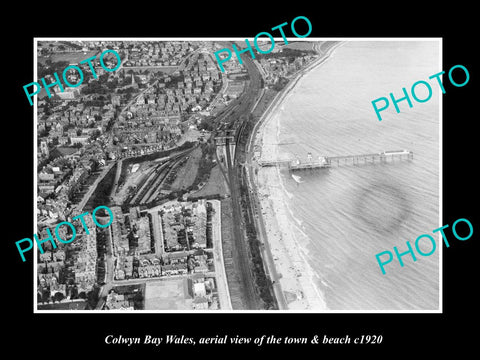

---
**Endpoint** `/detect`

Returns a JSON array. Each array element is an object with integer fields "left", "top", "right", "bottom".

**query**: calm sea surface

[{"left": 273, "top": 41, "right": 440, "bottom": 310}]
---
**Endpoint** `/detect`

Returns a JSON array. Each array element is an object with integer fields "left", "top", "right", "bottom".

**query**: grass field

[
  {"left": 38, "top": 51, "right": 99, "bottom": 65},
  {"left": 126, "top": 66, "right": 178, "bottom": 75},
  {"left": 282, "top": 41, "right": 316, "bottom": 51},
  {"left": 191, "top": 164, "right": 229, "bottom": 198},
  {"left": 144, "top": 278, "right": 192, "bottom": 310},
  {"left": 252, "top": 89, "right": 278, "bottom": 119}
]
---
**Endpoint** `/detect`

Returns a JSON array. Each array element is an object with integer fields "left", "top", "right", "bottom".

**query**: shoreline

[
  {"left": 255, "top": 41, "right": 343, "bottom": 132},
  {"left": 247, "top": 41, "right": 343, "bottom": 310}
]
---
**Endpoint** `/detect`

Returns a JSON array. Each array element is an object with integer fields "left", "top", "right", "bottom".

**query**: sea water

[{"left": 273, "top": 40, "right": 440, "bottom": 310}]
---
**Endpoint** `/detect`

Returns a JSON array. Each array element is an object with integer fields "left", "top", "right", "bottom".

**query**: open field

[
  {"left": 282, "top": 41, "right": 316, "bottom": 51},
  {"left": 190, "top": 165, "right": 228, "bottom": 198},
  {"left": 38, "top": 51, "right": 99, "bottom": 65},
  {"left": 123, "top": 66, "right": 177, "bottom": 75},
  {"left": 38, "top": 50, "right": 99, "bottom": 65},
  {"left": 144, "top": 278, "right": 192, "bottom": 310},
  {"left": 252, "top": 89, "right": 278, "bottom": 119}
]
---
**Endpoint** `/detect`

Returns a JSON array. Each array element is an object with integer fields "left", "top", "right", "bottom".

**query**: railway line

[
  {"left": 125, "top": 147, "right": 197, "bottom": 206},
  {"left": 139, "top": 155, "right": 189, "bottom": 204},
  {"left": 219, "top": 49, "right": 271, "bottom": 309}
]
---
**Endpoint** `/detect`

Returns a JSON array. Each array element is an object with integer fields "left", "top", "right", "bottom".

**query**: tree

[
  {"left": 87, "top": 286, "right": 100, "bottom": 309},
  {"left": 42, "top": 289, "right": 50, "bottom": 303},
  {"left": 90, "top": 129, "right": 101, "bottom": 141},
  {"left": 70, "top": 285, "right": 78, "bottom": 299},
  {"left": 133, "top": 292, "right": 143, "bottom": 309},
  {"left": 90, "top": 159, "right": 99, "bottom": 172},
  {"left": 54, "top": 292, "right": 65, "bottom": 302},
  {"left": 99, "top": 73, "right": 110, "bottom": 83},
  {"left": 198, "top": 118, "right": 214, "bottom": 132},
  {"left": 106, "top": 78, "right": 119, "bottom": 90},
  {"left": 38, "top": 128, "right": 49, "bottom": 138}
]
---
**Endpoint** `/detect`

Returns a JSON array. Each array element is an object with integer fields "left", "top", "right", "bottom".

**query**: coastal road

[
  {"left": 240, "top": 62, "right": 287, "bottom": 309},
  {"left": 244, "top": 105, "right": 288, "bottom": 310},
  {"left": 245, "top": 161, "right": 287, "bottom": 309},
  {"left": 240, "top": 42, "right": 344, "bottom": 310}
]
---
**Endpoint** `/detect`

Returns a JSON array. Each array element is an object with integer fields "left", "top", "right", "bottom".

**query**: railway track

[
  {"left": 139, "top": 155, "right": 188, "bottom": 204},
  {"left": 220, "top": 51, "right": 267, "bottom": 309},
  {"left": 126, "top": 147, "right": 197, "bottom": 206}
]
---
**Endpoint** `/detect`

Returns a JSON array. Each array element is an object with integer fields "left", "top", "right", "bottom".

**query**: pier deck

[{"left": 259, "top": 150, "right": 414, "bottom": 171}]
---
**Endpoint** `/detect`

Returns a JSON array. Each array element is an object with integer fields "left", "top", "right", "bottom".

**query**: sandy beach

[{"left": 249, "top": 41, "right": 343, "bottom": 310}]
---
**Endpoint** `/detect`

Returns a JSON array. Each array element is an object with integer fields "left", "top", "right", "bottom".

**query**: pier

[{"left": 259, "top": 150, "right": 414, "bottom": 171}]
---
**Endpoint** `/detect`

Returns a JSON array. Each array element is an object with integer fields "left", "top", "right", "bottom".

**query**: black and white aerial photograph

[
  {"left": 7, "top": 5, "right": 477, "bottom": 357},
  {"left": 32, "top": 38, "right": 440, "bottom": 312}
]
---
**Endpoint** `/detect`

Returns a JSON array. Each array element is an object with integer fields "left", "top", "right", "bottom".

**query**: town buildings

[
  {"left": 36, "top": 40, "right": 232, "bottom": 311},
  {"left": 110, "top": 201, "right": 213, "bottom": 281}
]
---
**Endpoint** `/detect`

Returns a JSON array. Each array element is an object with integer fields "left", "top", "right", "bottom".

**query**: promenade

[{"left": 243, "top": 41, "right": 342, "bottom": 310}]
